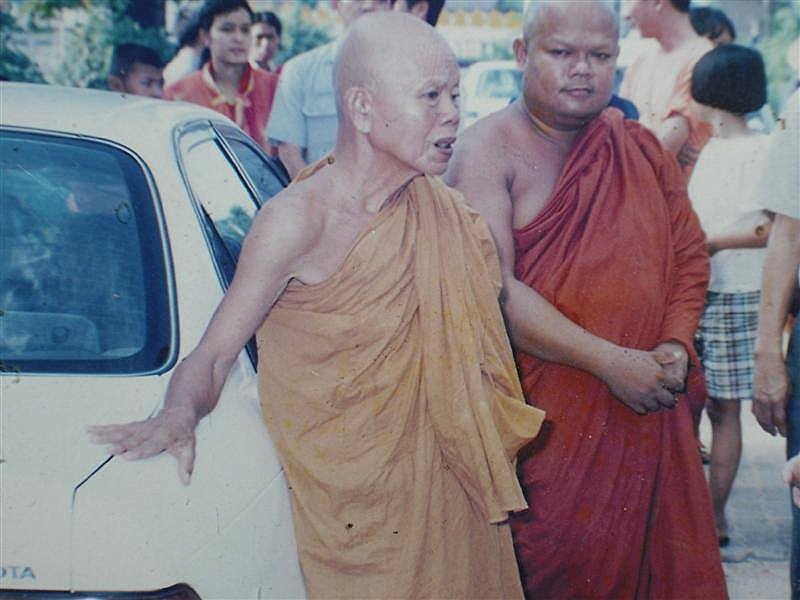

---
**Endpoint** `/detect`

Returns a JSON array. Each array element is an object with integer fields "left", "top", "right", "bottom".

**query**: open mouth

[{"left": 434, "top": 137, "right": 456, "bottom": 150}]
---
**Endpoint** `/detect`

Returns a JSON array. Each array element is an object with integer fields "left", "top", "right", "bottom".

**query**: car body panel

[{"left": 0, "top": 83, "right": 305, "bottom": 597}]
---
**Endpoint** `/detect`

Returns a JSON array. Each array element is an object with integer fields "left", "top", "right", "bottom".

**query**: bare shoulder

[
  {"left": 448, "top": 103, "right": 526, "bottom": 185},
  {"left": 246, "top": 179, "right": 325, "bottom": 269}
]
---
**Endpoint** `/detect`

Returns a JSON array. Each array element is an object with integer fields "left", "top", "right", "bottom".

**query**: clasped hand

[{"left": 601, "top": 342, "right": 688, "bottom": 415}]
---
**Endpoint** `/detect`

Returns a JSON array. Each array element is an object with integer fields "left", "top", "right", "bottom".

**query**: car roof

[{"left": 1, "top": 82, "right": 230, "bottom": 145}]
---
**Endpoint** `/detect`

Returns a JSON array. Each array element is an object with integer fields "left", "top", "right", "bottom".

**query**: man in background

[
  {"left": 266, "top": 0, "right": 392, "bottom": 179},
  {"left": 250, "top": 11, "right": 282, "bottom": 74},
  {"left": 620, "top": 0, "right": 713, "bottom": 174}
]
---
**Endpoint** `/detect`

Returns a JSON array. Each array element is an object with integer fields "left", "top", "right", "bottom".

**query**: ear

[
  {"left": 410, "top": 1, "right": 429, "bottom": 20},
  {"left": 108, "top": 75, "right": 126, "bottom": 93},
  {"left": 512, "top": 38, "right": 528, "bottom": 68},
  {"left": 198, "top": 28, "right": 211, "bottom": 48},
  {"left": 344, "top": 86, "right": 374, "bottom": 134}
]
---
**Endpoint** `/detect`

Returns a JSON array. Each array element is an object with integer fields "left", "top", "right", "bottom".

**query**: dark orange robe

[
  {"left": 511, "top": 109, "right": 726, "bottom": 599},
  {"left": 164, "top": 62, "right": 277, "bottom": 150}
]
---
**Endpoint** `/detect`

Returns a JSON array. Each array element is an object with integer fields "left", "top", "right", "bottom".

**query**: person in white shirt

[{"left": 688, "top": 43, "right": 772, "bottom": 547}]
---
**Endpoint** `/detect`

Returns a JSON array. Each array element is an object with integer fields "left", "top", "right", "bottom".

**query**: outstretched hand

[
  {"left": 600, "top": 346, "right": 679, "bottom": 415},
  {"left": 87, "top": 404, "right": 198, "bottom": 485}
]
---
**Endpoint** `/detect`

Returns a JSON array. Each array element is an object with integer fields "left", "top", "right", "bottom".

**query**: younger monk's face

[
  {"left": 369, "top": 41, "right": 460, "bottom": 176},
  {"left": 204, "top": 8, "right": 252, "bottom": 66},
  {"left": 515, "top": 2, "right": 618, "bottom": 131}
]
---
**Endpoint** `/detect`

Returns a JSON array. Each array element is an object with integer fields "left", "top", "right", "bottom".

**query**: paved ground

[{"left": 699, "top": 404, "right": 792, "bottom": 599}]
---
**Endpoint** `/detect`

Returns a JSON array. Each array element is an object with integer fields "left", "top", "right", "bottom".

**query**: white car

[
  {"left": 459, "top": 60, "right": 522, "bottom": 129},
  {"left": 0, "top": 83, "right": 306, "bottom": 599}
]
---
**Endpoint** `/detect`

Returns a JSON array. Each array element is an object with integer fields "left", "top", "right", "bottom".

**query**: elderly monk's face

[
  {"left": 515, "top": 3, "right": 618, "bottom": 131},
  {"left": 368, "top": 42, "right": 460, "bottom": 176}
]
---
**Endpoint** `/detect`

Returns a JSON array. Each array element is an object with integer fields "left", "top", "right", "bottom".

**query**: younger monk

[
  {"left": 89, "top": 12, "right": 544, "bottom": 599},
  {"left": 446, "top": 1, "right": 726, "bottom": 597},
  {"left": 164, "top": 0, "right": 277, "bottom": 150}
]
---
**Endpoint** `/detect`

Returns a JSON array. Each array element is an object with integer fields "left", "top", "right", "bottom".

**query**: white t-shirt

[{"left": 688, "top": 134, "right": 771, "bottom": 293}]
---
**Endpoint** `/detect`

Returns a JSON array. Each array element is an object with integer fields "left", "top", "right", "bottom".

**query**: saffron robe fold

[
  {"left": 256, "top": 172, "right": 544, "bottom": 599},
  {"left": 511, "top": 109, "right": 726, "bottom": 599}
]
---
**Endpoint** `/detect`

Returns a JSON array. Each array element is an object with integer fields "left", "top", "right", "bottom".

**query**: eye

[
  {"left": 425, "top": 90, "right": 441, "bottom": 101},
  {"left": 549, "top": 49, "right": 569, "bottom": 57},
  {"left": 592, "top": 52, "right": 612, "bottom": 61}
]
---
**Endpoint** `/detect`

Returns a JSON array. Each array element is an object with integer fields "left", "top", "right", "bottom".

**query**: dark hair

[
  {"left": 690, "top": 6, "right": 736, "bottom": 43},
  {"left": 109, "top": 43, "right": 163, "bottom": 77},
  {"left": 667, "top": 0, "right": 690, "bottom": 13},
  {"left": 253, "top": 11, "right": 282, "bottom": 37},
  {"left": 177, "top": 13, "right": 201, "bottom": 48},
  {"left": 691, "top": 44, "right": 766, "bottom": 114},
  {"left": 197, "top": 0, "right": 253, "bottom": 32},
  {"left": 391, "top": 0, "right": 446, "bottom": 26}
]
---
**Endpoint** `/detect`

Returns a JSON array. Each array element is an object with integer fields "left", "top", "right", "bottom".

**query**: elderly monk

[
  {"left": 88, "top": 12, "right": 544, "bottom": 599},
  {"left": 445, "top": 2, "right": 726, "bottom": 598}
]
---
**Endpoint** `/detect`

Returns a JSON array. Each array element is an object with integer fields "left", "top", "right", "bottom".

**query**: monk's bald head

[
  {"left": 333, "top": 11, "right": 455, "bottom": 116},
  {"left": 522, "top": 0, "right": 619, "bottom": 46}
]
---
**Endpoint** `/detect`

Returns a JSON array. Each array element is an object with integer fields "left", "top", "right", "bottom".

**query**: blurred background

[{"left": 1, "top": 0, "right": 797, "bottom": 124}]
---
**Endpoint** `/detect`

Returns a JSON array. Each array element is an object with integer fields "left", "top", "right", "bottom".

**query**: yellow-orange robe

[{"left": 256, "top": 171, "right": 544, "bottom": 599}]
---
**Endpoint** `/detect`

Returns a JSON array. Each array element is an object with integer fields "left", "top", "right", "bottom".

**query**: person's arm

[
  {"left": 657, "top": 114, "right": 691, "bottom": 158},
  {"left": 752, "top": 214, "right": 800, "bottom": 436},
  {"left": 707, "top": 214, "right": 773, "bottom": 255},
  {"left": 783, "top": 453, "right": 800, "bottom": 507},
  {"left": 277, "top": 142, "right": 308, "bottom": 180},
  {"left": 652, "top": 140, "right": 711, "bottom": 385},
  {"left": 445, "top": 127, "right": 678, "bottom": 414},
  {"left": 266, "top": 55, "right": 308, "bottom": 179},
  {"left": 88, "top": 194, "right": 316, "bottom": 481}
]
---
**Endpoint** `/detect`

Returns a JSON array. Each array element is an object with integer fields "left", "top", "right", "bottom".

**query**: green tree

[
  {"left": 21, "top": 0, "right": 171, "bottom": 88},
  {"left": 0, "top": 7, "right": 46, "bottom": 82},
  {"left": 276, "top": 5, "right": 333, "bottom": 65},
  {"left": 757, "top": 3, "right": 800, "bottom": 115}
]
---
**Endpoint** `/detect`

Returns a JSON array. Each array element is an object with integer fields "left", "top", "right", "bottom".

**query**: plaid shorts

[{"left": 696, "top": 290, "right": 761, "bottom": 400}]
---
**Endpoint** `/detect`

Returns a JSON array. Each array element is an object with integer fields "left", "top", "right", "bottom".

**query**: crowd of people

[{"left": 87, "top": 0, "right": 800, "bottom": 597}]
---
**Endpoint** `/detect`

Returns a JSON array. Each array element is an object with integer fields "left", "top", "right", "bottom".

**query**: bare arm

[
  {"left": 277, "top": 142, "right": 308, "bottom": 180},
  {"left": 445, "top": 126, "right": 677, "bottom": 414},
  {"left": 88, "top": 194, "right": 317, "bottom": 481},
  {"left": 708, "top": 214, "right": 773, "bottom": 256},
  {"left": 752, "top": 214, "right": 800, "bottom": 436}
]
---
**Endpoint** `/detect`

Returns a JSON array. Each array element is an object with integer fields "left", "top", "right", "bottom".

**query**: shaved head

[
  {"left": 522, "top": 0, "right": 619, "bottom": 45},
  {"left": 333, "top": 11, "right": 455, "bottom": 116}
]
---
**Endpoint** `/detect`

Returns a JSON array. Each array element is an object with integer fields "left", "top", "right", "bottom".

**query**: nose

[
  {"left": 570, "top": 54, "right": 592, "bottom": 77},
  {"left": 442, "top": 93, "right": 460, "bottom": 127}
]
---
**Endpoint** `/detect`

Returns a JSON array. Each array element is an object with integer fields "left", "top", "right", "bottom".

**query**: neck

[
  {"left": 657, "top": 14, "right": 699, "bottom": 52},
  {"left": 712, "top": 112, "right": 751, "bottom": 139},
  {"left": 519, "top": 99, "right": 582, "bottom": 153},
  {"left": 331, "top": 135, "right": 418, "bottom": 213},
  {"left": 210, "top": 58, "right": 246, "bottom": 97}
]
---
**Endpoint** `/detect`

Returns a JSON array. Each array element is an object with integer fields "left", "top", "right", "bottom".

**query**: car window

[
  {"left": 177, "top": 124, "right": 259, "bottom": 272},
  {"left": 0, "top": 130, "right": 171, "bottom": 375},
  {"left": 215, "top": 126, "right": 289, "bottom": 205}
]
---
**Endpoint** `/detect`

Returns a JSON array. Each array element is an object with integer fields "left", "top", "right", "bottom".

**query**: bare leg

[{"left": 707, "top": 397, "right": 742, "bottom": 545}]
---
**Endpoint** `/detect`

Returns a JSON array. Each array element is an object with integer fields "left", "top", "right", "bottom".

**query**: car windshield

[{"left": 0, "top": 130, "right": 171, "bottom": 375}]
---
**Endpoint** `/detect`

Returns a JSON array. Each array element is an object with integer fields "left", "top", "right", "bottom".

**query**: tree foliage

[
  {"left": 276, "top": 4, "right": 333, "bottom": 65},
  {"left": 757, "top": 3, "right": 800, "bottom": 115},
  {"left": 0, "top": 7, "right": 46, "bottom": 82}
]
